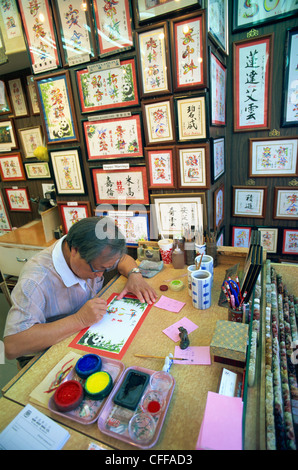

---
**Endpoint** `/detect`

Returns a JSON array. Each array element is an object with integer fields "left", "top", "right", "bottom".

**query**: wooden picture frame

[
  {"left": 231, "top": 226, "right": 252, "bottom": 248},
  {"left": 150, "top": 192, "right": 207, "bottom": 238},
  {"left": 0, "top": 81, "right": 12, "bottom": 116},
  {"left": 4, "top": 187, "right": 31, "bottom": 212},
  {"left": 232, "top": 186, "right": 267, "bottom": 218},
  {"left": 211, "top": 137, "right": 225, "bottom": 183},
  {"left": 207, "top": 0, "right": 229, "bottom": 55},
  {"left": 34, "top": 70, "right": 79, "bottom": 144},
  {"left": 282, "top": 27, "right": 298, "bottom": 127},
  {"left": 142, "top": 97, "right": 175, "bottom": 145},
  {"left": 8, "top": 77, "right": 29, "bottom": 117},
  {"left": 0, "top": 119, "right": 18, "bottom": 151},
  {"left": 92, "top": 166, "right": 149, "bottom": 205},
  {"left": 18, "top": 0, "right": 60, "bottom": 74},
  {"left": 84, "top": 114, "right": 143, "bottom": 160},
  {"left": 49, "top": 148, "right": 85, "bottom": 195},
  {"left": 57, "top": 201, "right": 92, "bottom": 234},
  {"left": 0, "top": 189, "right": 12, "bottom": 231},
  {"left": 176, "top": 143, "right": 210, "bottom": 189},
  {"left": 144, "top": 146, "right": 176, "bottom": 189},
  {"left": 282, "top": 229, "right": 298, "bottom": 255},
  {"left": 18, "top": 126, "right": 44, "bottom": 159},
  {"left": 233, "top": 1, "right": 298, "bottom": 32},
  {"left": 76, "top": 58, "right": 139, "bottom": 113},
  {"left": 214, "top": 183, "right": 224, "bottom": 230},
  {"left": 52, "top": 0, "right": 97, "bottom": 67},
  {"left": 170, "top": 10, "right": 207, "bottom": 92},
  {"left": 136, "top": 21, "right": 172, "bottom": 98},
  {"left": 233, "top": 34, "right": 274, "bottom": 132},
  {"left": 0, "top": 152, "right": 26, "bottom": 182},
  {"left": 249, "top": 136, "right": 298, "bottom": 178},
  {"left": 273, "top": 187, "right": 298, "bottom": 220},
  {"left": 133, "top": 0, "right": 201, "bottom": 25},
  {"left": 93, "top": 0, "right": 133, "bottom": 56},
  {"left": 26, "top": 75, "right": 40, "bottom": 115},
  {"left": 258, "top": 227, "right": 278, "bottom": 254},
  {"left": 24, "top": 162, "right": 51, "bottom": 179},
  {"left": 94, "top": 209, "right": 150, "bottom": 247},
  {"left": 209, "top": 48, "right": 226, "bottom": 126},
  {"left": 176, "top": 94, "right": 207, "bottom": 142}
]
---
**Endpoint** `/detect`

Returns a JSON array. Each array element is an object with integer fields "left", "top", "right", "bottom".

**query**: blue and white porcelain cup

[
  {"left": 191, "top": 270, "right": 212, "bottom": 310},
  {"left": 195, "top": 254, "right": 214, "bottom": 285}
]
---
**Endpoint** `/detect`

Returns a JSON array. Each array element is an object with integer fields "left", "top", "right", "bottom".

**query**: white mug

[
  {"left": 191, "top": 270, "right": 212, "bottom": 310},
  {"left": 195, "top": 254, "right": 213, "bottom": 285}
]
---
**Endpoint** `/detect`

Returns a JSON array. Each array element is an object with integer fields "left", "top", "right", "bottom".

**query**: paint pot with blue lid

[{"left": 75, "top": 354, "right": 102, "bottom": 379}]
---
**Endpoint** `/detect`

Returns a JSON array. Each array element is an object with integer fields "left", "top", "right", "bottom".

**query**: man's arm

[{"left": 117, "top": 254, "right": 157, "bottom": 304}]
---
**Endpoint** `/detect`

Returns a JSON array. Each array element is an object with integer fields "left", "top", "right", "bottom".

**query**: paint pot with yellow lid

[
  {"left": 169, "top": 280, "right": 184, "bottom": 292},
  {"left": 84, "top": 371, "right": 113, "bottom": 400}
]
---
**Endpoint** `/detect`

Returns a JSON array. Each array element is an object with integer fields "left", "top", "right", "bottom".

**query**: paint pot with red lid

[
  {"left": 75, "top": 354, "right": 102, "bottom": 379},
  {"left": 53, "top": 380, "right": 84, "bottom": 412}
]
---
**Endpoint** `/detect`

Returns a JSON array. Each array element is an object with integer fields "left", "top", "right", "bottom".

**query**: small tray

[
  {"left": 48, "top": 357, "right": 125, "bottom": 425},
  {"left": 97, "top": 366, "right": 175, "bottom": 449}
]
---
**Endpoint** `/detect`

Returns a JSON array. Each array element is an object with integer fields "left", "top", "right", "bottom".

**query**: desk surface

[
  {"left": 2, "top": 248, "right": 263, "bottom": 450},
  {"left": 0, "top": 220, "right": 56, "bottom": 248}
]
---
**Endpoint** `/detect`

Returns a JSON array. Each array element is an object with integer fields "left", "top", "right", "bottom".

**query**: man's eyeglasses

[{"left": 88, "top": 259, "right": 119, "bottom": 273}]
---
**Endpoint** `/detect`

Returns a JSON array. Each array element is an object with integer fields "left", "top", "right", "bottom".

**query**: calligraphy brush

[{"left": 134, "top": 354, "right": 191, "bottom": 361}]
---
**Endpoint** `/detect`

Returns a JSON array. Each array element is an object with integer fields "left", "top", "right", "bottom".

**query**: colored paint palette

[
  {"left": 48, "top": 356, "right": 125, "bottom": 425},
  {"left": 97, "top": 366, "right": 175, "bottom": 449}
]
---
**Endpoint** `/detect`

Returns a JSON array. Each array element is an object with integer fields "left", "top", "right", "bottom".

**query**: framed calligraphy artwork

[
  {"left": 84, "top": 114, "right": 143, "bottom": 160},
  {"left": 26, "top": 75, "right": 40, "bottom": 115},
  {"left": 76, "top": 58, "right": 139, "bottom": 113},
  {"left": 4, "top": 187, "right": 31, "bottom": 212},
  {"left": 0, "top": 82, "right": 12, "bottom": 116},
  {"left": 0, "top": 190, "right": 11, "bottom": 231},
  {"left": 0, "top": 152, "right": 26, "bottom": 182},
  {"left": 170, "top": 11, "right": 207, "bottom": 92},
  {"left": 176, "top": 143, "right": 210, "bottom": 189},
  {"left": 176, "top": 95, "right": 207, "bottom": 141},
  {"left": 142, "top": 97, "right": 175, "bottom": 145},
  {"left": 273, "top": 187, "right": 298, "bottom": 221},
  {"left": 150, "top": 192, "right": 207, "bottom": 238},
  {"left": 18, "top": 0, "right": 61, "bottom": 74},
  {"left": 94, "top": 209, "right": 150, "bottom": 247},
  {"left": 57, "top": 201, "right": 92, "bottom": 234},
  {"left": 8, "top": 78, "right": 29, "bottom": 117},
  {"left": 233, "top": 34, "right": 274, "bottom": 132},
  {"left": 144, "top": 146, "right": 176, "bottom": 189},
  {"left": 18, "top": 126, "right": 44, "bottom": 158},
  {"left": 214, "top": 183, "right": 224, "bottom": 230},
  {"left": 52, "top": 0, "right": 97, "bottom": 67},
  {"left": 0, "top": 119, "right": 18, "bottom": 151},
  {"left": 282, "top": 27, "right": 298, "bottom": 127},
  {"left": 258, "top": 227, "right": 278, "bottom": 254},
  {"left": 231, "top": 226, "right": 251, "bottom": 248},
  {"left": 210, "top": 49, "right": 226, "bottom": 126},
  {"left": 233, "top": 1, "right": 298, "bottom": 32},
  {"left": 49, "top": 148, "right": 86, "bottom": 195},
  {"left": 133, "top": 0, "right": 201, "bottom": 25},
  {"left": 232, "top": 186, "right": 267, "bottom": 219},
  {"left": 207, "top": 0, "right": 228, "bottom": 55},
  {"left": 34, "top": 71, "right": 79, "bottom": 144},
  {"left": 136, "top": 22, "right": 171, "bottom": 98},
  {"left": 249, "top": 137, "right": 298, "bottom": 178},
  {"left": 92, "top": 167, "right": 149, "bottom": 205},
  {"left": 282, "top": 229, "right": 298, "bottom": 255},
  {"left": 211, "top": 137, "right": 225, "bottom": 183},
  {"left": 24, "top": 162, "right": 51, "bottom": 179},
  {"left": 93, "top": 0, "right": 133, "bottom": 56}
]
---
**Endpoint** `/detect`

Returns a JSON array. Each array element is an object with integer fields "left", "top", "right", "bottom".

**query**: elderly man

[{"left": 4, "top": 217, "right": 157, "bottom": 366}]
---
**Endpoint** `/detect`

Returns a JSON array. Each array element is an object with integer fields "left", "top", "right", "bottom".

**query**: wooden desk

[{"left": 1, "top": 247, "right": 264, "bottom": 450}]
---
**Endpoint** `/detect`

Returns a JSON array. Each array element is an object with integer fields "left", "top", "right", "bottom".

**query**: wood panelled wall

[{"left": 0, "top": 1, "right": 297, "bottom": 262}]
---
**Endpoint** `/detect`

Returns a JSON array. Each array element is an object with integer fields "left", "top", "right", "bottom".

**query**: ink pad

[
  {"left": 75, "top": 354, "right": 102, "bottom": 379},
  {"left": 84, "top": 371, "right": 113, "bottom": 400},
  {"left": 53, "top": 380, "right": 84, "bottom": 412},
  {"left": 160, "top": 285, "right": 168, "bottom": 291}
]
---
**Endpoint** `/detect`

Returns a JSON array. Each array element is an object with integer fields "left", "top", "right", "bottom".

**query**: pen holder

[{"left": 228, "top": 305, "right": 244, "bottom": 323}]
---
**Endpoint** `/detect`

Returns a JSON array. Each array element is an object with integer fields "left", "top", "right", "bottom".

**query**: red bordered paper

[{"left": 69, "top": 293, "right": 153, "bottom": 359}]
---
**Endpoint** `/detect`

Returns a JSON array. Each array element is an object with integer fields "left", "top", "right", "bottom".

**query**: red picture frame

[
  {"left": 0, "top": 152, "right": 26, "bottom": 182},
  {"left": 144, "top": 146, "right": 176, "bottom": 189},
  {"left": 57, "top": 201, "right": 92, "bottom": 234},
  {"left": 5, "top": 187, "right": 31, "bottom": 212}
]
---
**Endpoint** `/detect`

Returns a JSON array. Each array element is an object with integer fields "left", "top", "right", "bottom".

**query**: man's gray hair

[{"left": 65, "top": 216, "right": 127, "bottom": 262}]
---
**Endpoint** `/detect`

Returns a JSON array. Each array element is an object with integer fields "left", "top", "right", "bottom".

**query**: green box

[{"left": 210, "top": 320, "right": 248, "bottom": 363}]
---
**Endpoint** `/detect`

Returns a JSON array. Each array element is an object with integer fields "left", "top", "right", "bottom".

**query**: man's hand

[
  {"left": 75, "top": 298, "right": 107, "bottom": 328},
  {"left": 117, "top": 273, "right": 157, "bottom": 304}
]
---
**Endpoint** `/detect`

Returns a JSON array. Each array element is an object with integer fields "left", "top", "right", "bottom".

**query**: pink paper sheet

[
  {"left": 173, "top": 346, "right": 211, "bottom": 365},
  {"left": 196, "top": 391, "right": 243, "bottom": 450},
  {"left": 154, "top": 295, "right": 185, "bottom": 313},
  {"left": 163, "top": 317, "right": 198, "bottom": 342}
]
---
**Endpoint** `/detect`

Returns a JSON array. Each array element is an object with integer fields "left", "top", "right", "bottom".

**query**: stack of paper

[
  {"left": 196, "top": 391, "right": 243, "bottom": 450},
  {"left": 0, "top": 404, "right": 70, "bottom": 450}
]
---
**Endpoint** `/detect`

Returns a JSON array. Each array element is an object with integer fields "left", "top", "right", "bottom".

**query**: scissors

[{"left": 222, "top": 279, "right": 240, "bottom": 307}]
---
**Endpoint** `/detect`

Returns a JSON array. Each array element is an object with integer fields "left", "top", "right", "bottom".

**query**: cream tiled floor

[{"left": 0, "top": 294, "right": 18, "bottom": 391}]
